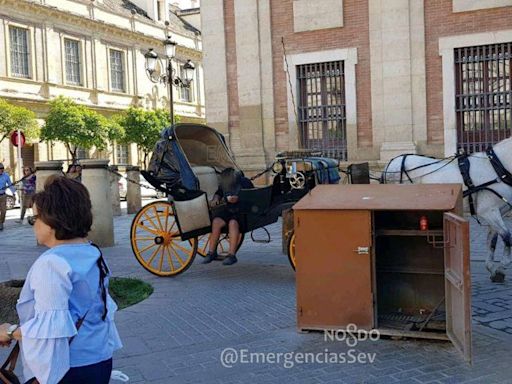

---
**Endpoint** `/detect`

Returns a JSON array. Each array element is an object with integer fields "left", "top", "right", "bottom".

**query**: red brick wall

[
  {"left": 269, "top": 0, "right": 372, "bottom": 152},
  {"left": 424, "top": 1, "right": 512, "bottom": 145}
]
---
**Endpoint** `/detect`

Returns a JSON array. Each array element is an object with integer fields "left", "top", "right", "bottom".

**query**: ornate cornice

[{"left": 0, "top": 0, "right": 200, "bottom": 53}]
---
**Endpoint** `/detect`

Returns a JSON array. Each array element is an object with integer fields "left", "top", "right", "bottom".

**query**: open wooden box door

[{"left": 444, "top": 212, "right": 472, "bottom": 363}]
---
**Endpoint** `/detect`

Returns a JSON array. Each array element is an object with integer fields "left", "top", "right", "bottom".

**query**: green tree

[
  {"left": 42, "top": 96, "right": 121, "bottom": 162},
  {"left": 118, "top": 107, "right": 176, "bottom": 167},
  {"left": 0, "top": 98, "right": 39, "bottom": 144}
]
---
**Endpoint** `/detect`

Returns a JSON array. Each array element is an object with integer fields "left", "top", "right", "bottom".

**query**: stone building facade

[
  {"left": 0, "top": 0, "right": 204, "bottom": 178},
  {"left": 201, "top": 0, "right": 512, "bottom": 172}
]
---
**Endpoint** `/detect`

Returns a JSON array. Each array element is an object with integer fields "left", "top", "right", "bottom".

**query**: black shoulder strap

[{"left": 91, "top": 243, "right": 110, "bottom": 321}]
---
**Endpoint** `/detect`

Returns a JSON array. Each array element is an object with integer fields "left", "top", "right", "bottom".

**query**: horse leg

[
  {"left": 499, "top": 230, "right": 512, "bottom": 269},
  {"left": 480, "top": 208, "right": 508, "bottom": 283},
  {"left": 485, "top": 229, "right": 498, "bottom": 274}
]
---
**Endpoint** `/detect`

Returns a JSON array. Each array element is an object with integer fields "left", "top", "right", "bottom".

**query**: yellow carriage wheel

[
  {"left": 197, "top": 232, "right": 245, "bottom": 258},
  {"left": 287, "top": 232, "right": 296, "bottom": 271},
  {"left": 130, "top": 201, "right": 198, "bottom": 277}
]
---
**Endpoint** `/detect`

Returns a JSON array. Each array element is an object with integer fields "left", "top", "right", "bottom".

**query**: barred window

[
  {"left": 65, "top": 38, "right": 82, "bottom": 85},
  {"left": 455, "top": 43, "right": 512, "bottom": 153},
  {"left": 76, "top": 147, "right": 89, "bottom": 160},
  {"left": 110, "top": 49, "right": 125, "bottom": 92},
  {"left": 297, "top": 60, "right": 347, "bottom": 160},
  {"left": 116, "top": 143, "right": 129, "bottom": 165},
  {"left": 178, "top": 64, "right": 193, "bottom": 102},
  {"left": 9, "top": 26, "right": 30, "bottom": 78}
]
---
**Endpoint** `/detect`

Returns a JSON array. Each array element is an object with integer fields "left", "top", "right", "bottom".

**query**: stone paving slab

[{"left": 1, "top": 204, "right": 512, "bottom": 383}]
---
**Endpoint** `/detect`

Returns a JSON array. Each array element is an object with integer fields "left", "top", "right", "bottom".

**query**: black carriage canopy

[{"left": 145, "top": 124, "right": 240, "bottom": 193}]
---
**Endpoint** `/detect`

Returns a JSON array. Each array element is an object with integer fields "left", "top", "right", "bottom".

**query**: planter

[{"left": 0, "top": 280, "right": 23, "bottom": 324}]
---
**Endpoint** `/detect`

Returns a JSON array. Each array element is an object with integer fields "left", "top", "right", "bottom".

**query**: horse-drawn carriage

[{"left": 130, "top": 123, "right": 341, "bottom": 277}]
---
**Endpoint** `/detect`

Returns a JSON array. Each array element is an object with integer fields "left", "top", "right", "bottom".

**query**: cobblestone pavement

[{"left": 1, "top": 204, "right": 512, "bottom": 383}]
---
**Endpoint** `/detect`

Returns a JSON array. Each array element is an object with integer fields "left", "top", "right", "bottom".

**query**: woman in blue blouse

[{"left": 0, "top": 176, "right": 122, "bottom": 384}]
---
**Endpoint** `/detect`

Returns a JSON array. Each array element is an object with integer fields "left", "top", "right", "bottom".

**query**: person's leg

[
  {"left": 0, "top": 195, "right": 6, "bottom": 230},
  {"left": 223, "top": 219, "right": 240, "bottom": 265},
  {"left": 19, "top": 196, "right": 26, "bottom": 222},
  {"left": 227, "top": 219, "right": 240, "bottom": 255},
  {"left": 203, "top": 217, "right": 226, "bottom": 263}
]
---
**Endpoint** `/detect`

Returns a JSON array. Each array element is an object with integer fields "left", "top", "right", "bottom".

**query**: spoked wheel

[
  {"left": 197, "top": 232, "right": 245, "bottom": 258},
  {"left": 130, "top": 201, "right": 198, "bottom": 277},
  {"left": 287, "top": 231, "right": 296, "bottom": 271}
]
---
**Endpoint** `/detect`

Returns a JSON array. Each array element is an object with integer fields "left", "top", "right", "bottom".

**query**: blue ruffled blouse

[{"left": 16, "top": 243, "right": 123, "bottom": 384}]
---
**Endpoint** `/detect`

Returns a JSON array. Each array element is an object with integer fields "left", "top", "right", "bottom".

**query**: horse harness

[
  {"left": 398, "top": 149, "right": 512, "bottom": 217},
  {"left": 457, "top": 148, "right": 512, "bottom": 216}
]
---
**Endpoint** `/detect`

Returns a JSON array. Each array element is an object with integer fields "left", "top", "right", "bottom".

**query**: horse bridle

[
  {"left": 486, "top": 147, "right": 512, "bottom": 187},
  {"left": 394, "top": 148, "right": 512, "bottom": 217}
]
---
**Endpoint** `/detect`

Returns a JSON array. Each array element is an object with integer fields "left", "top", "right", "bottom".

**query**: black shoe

[
  {"left": 0, "top": 224, "right": 3, "bottom": 231},
  {"left": 223, "top": 254, "right": 238, "bottom": 266},
  {"left": 202, "top": 251, "right": 218, "bottom": 264}
]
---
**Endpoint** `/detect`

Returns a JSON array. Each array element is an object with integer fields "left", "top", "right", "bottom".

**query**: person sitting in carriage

[{"left": 203, "top": 167, "right": 249, "bottom": 266}]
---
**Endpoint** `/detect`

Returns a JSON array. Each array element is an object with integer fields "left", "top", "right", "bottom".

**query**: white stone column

[
  {"left": 34, "top": 161, "right": 63, "bottom": 192},
  {"left": 369, "top": 0, "right": 427, "bottom": 161},
  {"left": 81, "top": 159, "right": 114, "bottom": 247},
  {"left": 233, "top": 0, "right": 269, "bottom": 172},
  {"left": 126, "top": 166, "right": 141, "bottom": 214},
  {"left": 201, "top": 0, "right": 229, "bottom": 134},
  {"left": 109, "top": 165, "right": 122, "bottom": 217}
]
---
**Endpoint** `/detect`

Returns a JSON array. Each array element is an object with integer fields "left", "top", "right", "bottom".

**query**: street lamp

[{"left": 144, "top": 35, "right": 195, "bottom": 124}]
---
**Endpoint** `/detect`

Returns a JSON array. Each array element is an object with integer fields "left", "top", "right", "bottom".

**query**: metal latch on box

[{"left": 354, "top": 246, "right": 370, "bottom": 255}]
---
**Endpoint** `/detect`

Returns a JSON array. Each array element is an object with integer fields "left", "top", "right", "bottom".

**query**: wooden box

[{"left": 293, "top": 184, "right": 471, "bottom": 362}]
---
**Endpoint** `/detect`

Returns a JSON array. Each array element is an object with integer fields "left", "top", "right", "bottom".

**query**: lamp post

[{"left": 144, "top": 35, "right": 195, "bottom": 125}]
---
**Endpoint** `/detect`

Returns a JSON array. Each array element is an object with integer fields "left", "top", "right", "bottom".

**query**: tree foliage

[
  {"left": 41, "top": 96, "right": 122, "bottom": 161},
  {"left": 117, "top": 107, "right": 175, "bottom": 166},
  {"left": 0, "top": 98, "right": 39, "bottom": 144}
]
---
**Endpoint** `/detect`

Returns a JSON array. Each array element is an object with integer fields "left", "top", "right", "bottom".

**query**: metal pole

[
  {"left": 16, "top": 128, "right": 23, "bottom": 203},
  {"left": 16, "top": 129, "right": 23, "bottom": 179},
  {"left": 168, "top": 59, "right": 174, "bottom": 125}
]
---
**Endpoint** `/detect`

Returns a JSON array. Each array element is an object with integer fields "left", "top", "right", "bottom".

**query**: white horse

[{"left": 382, "top": 137, "right": 512, "bottom": 283}]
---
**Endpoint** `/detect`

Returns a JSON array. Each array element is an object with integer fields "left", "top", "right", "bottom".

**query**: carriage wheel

[
  {"left": 287, "top": 232, "right": 296, "bottom": 271},
  {"left": 130, "top": 201, "right": 198, "bottom": 277},
  {"left": 197, "top": 232, "right": 245, "bottom": 258}
]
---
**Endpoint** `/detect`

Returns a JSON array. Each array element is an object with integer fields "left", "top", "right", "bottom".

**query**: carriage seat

[{"left": 191, "top": 166, "right": 219, "bottom": 199}]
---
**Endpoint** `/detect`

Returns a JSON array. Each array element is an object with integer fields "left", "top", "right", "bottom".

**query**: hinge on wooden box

[
  {"left": 299, "top": 306, "right": 303, "bottom": 316},
  {"left": 297, "top": 217, "right": 300, "bottom": 227}
]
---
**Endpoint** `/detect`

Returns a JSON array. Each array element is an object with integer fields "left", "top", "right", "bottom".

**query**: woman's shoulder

[{"left": 31, "top": 249, "right": 73, "bottom": 276}]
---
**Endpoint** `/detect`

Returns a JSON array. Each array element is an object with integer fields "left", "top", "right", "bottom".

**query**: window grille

[
  {"left": 110, "top": 49, "right": 125, "bottom": 92},
  {"left": 75, "top": 147, "right": 89, "bottom": 160},
  {"left": 455, "top": 43, "right": 512, "bottom": 153},
  {"left": 65, "top": 38, "right": 82, "bottom": 85},
  {"left": 297, "top": 60, "right": 347, "bottom": 160},
  {"left": 116, "top": 143, "right": 129, "bottom": 165},
  {"left": 178, "top": 64, "right": 193, "bottom": 102},
  {"left": 9, "top": 26, "right": 30, "bottom": 78}
]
